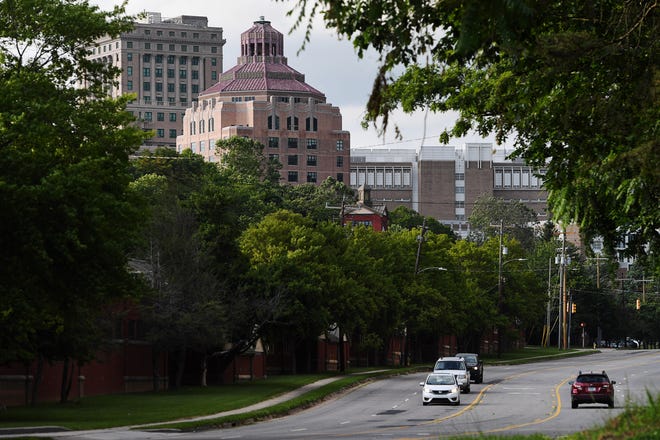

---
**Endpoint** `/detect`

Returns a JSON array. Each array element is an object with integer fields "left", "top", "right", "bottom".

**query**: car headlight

[
  {"left": 451, "top": 387, "right": 458, "bottom": 394},
  {"left": 458, "top": 374, "right": 466, "bottom": 380}
]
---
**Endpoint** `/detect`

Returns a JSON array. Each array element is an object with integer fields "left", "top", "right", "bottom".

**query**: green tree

[
  {"left": 284, "top": 0, "right": 659, "bottom": 255},
  {"left": 389, "top": 205, "right": 456, "bottom": 238},
  {"left": 468, "top": 195, "right": 538, "bottom": 249},
  {"left": 0, "top": 0, "right": 145, "bottom": 403}
]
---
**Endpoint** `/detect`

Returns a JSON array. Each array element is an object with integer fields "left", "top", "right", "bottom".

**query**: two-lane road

[{"left": 57, "top": 349, "right": 660, "bottom": 440}]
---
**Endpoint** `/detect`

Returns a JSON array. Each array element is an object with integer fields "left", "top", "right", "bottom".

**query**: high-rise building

[
  {"left": 350, "top": 144, "right": 549, "bottom": 237},
  {"left": 176, "top": 17, "right": 350, "bottom": 185},
  {"left": 87, "top": 12, "right": 225, "bottom": 149}
]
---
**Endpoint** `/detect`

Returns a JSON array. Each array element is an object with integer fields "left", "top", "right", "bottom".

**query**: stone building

[
  {"left": 87, "top": 12, "right": 225, "bottom": 149},
  {"left": 176, "top": 17, "right": 350, "bottom": 185}
]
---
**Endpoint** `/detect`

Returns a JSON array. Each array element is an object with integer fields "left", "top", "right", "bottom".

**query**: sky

[{"left": 90, "top": 0, "right": 507, "bottom": 150}]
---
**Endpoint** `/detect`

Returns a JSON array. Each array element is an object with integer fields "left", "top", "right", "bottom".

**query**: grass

[{"left": 0, "top": 374, "right": 334, "bottom": 430}]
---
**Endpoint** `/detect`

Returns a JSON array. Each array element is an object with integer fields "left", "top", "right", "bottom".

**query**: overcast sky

[{"left": 90, "top": 0, "right": 505, "bottom": 150}]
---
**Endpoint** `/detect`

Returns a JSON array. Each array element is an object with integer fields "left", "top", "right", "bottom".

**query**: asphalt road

[{"left": 40, "top": 349, "right": 660, "bottom": 440}]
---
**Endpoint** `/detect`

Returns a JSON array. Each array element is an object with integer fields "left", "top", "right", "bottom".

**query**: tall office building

[
  {"left": 350, "top": 144, "right": 549, "bottom": 237},
  {"left": 87, "top": 12, "right": 225, "bottom": 149},
  {"left": 176, "top": 17, "right": 350, "bottom": 185}
]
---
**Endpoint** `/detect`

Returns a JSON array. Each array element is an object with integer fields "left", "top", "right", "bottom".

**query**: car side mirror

[
  {"left": 569, "top": 381, "right": 574, "bottom": 385},
  {"left": 611, "top": 380, "right": 616, "bottom": 385},
  {"left": 419, "top": 382, "right": 425, "bottom": 386}
]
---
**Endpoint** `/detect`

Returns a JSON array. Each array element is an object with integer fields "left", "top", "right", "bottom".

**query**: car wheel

[
  {"left": 423, "top": 401, "right": 428, "bottom": 406},
  {"left": 465, "top": 385, "right": 470, "bottom": 393},
  {"left": 608, "top": 399, "right": 614, "bottom": 408},
  {"left": 454, "top": 399, "right": 460, "bottom": 406},
  {"left": 572, "top": 400, "right": 578, "bottom": 409}
]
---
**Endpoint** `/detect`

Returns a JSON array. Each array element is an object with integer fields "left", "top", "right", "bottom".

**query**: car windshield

[
  {"left": 428, "top": 375, "right": 455, "bottom": 385},
  {"left": 459, "top": 355, "right": 477, "bottom": 364},
  {"left": 435, "top": 361, "right": 463, "bottom": 370}
]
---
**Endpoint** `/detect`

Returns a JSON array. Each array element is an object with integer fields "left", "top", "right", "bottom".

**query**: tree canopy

[{"left": 283, "top": 0, "right": 659, "bottom": 256}]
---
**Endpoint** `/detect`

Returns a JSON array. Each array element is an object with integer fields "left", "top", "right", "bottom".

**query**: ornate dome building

[{"left": 177, "top": 17, "right": 350, "bottom": 185}]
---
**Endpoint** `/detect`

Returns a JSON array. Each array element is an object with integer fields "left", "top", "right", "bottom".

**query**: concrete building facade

[
  {"left": 176, "top": 18, "right": 350, "bottom": 185},
  {"left": 350, "top": 143, "right": 548, "bottom": 236},
  {"left": 87, "top": 12, "right": 225, "bottom": 149}
]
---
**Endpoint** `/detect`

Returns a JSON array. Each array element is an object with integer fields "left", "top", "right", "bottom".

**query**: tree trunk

[
  {"left": 200, "top": 355, "right": 208, "bottom": 387},
  {"left": 174, "top": 348, "right": 186, "bottom": 389},
  {"left": 30, "top": 355, "right": 43, "bottom": 406},
  {"left": 338, "top": 329, "right": 345, "bottom": 373},
  {"left": 60, "top": 357, "right": 74, "bottom": 403},
  {"left": 152, "top": 350, "right": 161, "bottom": 391}
]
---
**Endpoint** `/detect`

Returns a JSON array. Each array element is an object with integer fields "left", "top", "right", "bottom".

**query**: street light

[
  {"left": 416, "top": 266, "right": 448, "bottom": 274},
  {"left": 497, "top": 257, "right": 527, "bottom": 357}
]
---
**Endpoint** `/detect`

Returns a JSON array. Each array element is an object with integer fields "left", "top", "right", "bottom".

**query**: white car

[
  {"left": 433, "top": 356, "right": 470, "bottom": 393},
  {"left": 420, "top": 372, "right": 461, "bottom": 405}
]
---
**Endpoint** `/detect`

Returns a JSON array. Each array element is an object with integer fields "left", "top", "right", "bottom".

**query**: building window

[
  {"left": 211, "top": 71, "right": 217, "bottom": 80},
  {"left": 192, "top": 57, "right": 200, "bottom": 66},
  {"left": 179, "top": 69, "right": 187, "bottom": 79},
  {"left": 143, "top": 112, "right": 152, "bottom": 121},
  {"left": 208, "top": 117, "right": 214, "bottom": 131},
  {"left": 157, "top": 112, "right": 164, "bottom": 121},
  {"left": 211, "top": 46, "right": 217, "bottom": 53},
  {"left": 199, "top": 120, "right": 205, "bottom": 134},
  {"left": 336, "top": 140, "right": 344, "bottom": 151},
  {"left": 155, "top": 68, "right": 163, "bottom": 77},
  {"left": 456, "top": 186, "right": 465, "bottom": 193},
  {"left": 307, "top": 155, "right": 317, "bottom": 166},
  {"left": 288, "top": 171, "right": 298, "bottom": 182},
  {"left": 126, "top": 80, "right": 132, "bottom": 90},
  {"left": 287, "top": 155, "right": 298, "bottom": 165},
  {"left": 126, "top": 41, "right": 133, "bottom": 48},
  {"left": 211, "top": 58, "right": 217, "bottom": 66},
  {"left": 169, "top": 129, "right": 178, "bottom": 138},
  {"left": 307, "top": 172, "right": 317, "bottom": 183},
  {"left": 268, "top": 137, "right": 279, "bottom": 148},
  {"left": 455, "top": 173, "right": 465, "bottom": 180},
  {"left": 156, "top": 45, "right": 163, "bottom": 53},
  {"left": 167, "top": 69, "right": 175, "bottom": 78},
  {"left": 167, "top": 83, "right": 175, "bottom": 92},
  {"left": 193, "top": 46, "right": 199, "bottom": 52},
  {"left": 288, "top": 138, "right": 298, "bottom": 148},
  {"left": 455, "top": 201, "right": 465, "bottom": 208},
  {"left": 179, "top": 84, "right": 187, "bottom": 93},
  {"left": 127, "top": 53, "right": 132, "bottom": 61},
  {"left": 336, "top": 156, "right": 344, "bottom": 168},
  {"left": 192, "top": 70, "right": 199, "bottom": 79},
  {"left": 143, "top": 54, "right": 151, "bottom": 62},
  {"left": 181, "top": 45, "right": 187, "bottom": 52},
  {"left": 156, "top": 128, "right": 165, "bottom": 138},
  {"left": 143, "top": 67, "right": 151, "bottom": 77},
  {"left": 305, "top": 117, "right": 318, "bottom": 131},
  {"left": 286, "top": 116, "right": 299, "bottom": 130},
  {"left": 169, "top": 31, "right": 175, "bottom": 37},
  {"left": 169, "top": 113, "right": 177, "bottom": 122},
  {"left": 181, "top": 31, "right": 187, "bottom": 38},
  {"left": 127, "top": 66, "right": 133, "bottom": 76},
  {"left": 192, "top": 84, "right": 199, "bottom": 93},
  {"left": 167, "top": 55, "right": 175, "bottom": 64},
  {"left": 142, "top": 81, "right": 150, "bottom": 91},
  {"left": 144, "top": 43, "right": 151, "bottom": 50},
  {"left": 306, "top": 139, "right": 318, "bottom": 149},
  {"left": 336, "top": 173, "right": 344, "bottom": 182},
  {"left": 268, "top": 115, "right": 280, "bottom": 130},
  {"left": 268, "top": 153, "right": 279, "bottom": 162},
  {"left": 155, "top": 82, "right": 163, "bottom": 92}
]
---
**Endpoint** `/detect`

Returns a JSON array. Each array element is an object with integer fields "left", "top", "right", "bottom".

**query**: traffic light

[{"left": 571, "top": 303, "right": 577, "bottom": 313}]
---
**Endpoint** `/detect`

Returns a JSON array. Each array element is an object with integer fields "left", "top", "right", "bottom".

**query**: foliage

[
  {"left": 468, "top": 195, "right": 538, "bottom": 249},
  {"left": 389, "top": 205, "right": 456, "bottom": 238},
  {"left": 0, "top": 0, "right": 146, "bottom": 401},
  {"left": 283, "top": 0, "right": 660, "bottom": 257}
]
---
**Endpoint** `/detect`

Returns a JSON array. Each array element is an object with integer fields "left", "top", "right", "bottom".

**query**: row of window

[
  {"left": 131, "top": 81, "right": 200, "bottom": 94},
  {"left": 126, "top": 53, "right": 218, "bottom": 66},
  {"left": 127, "top": 66, "right": 202, "bottom": 80},
  {"left": 133, "top": 96, "right": 189, "bottom": 105},
  {"left": 138, "top": 111, "right": 181, "bottom": 122},
  {"left": 138, "top": 29, "right": 219, "bottom": 39},
  {"left": 286, "top": 172, "right": 344, "bottom": 183},
  {"left": 268, "top": 115, "right": 318, "bottom": 131},
  {"left": 126, "top": 41, "right": 218, "bottom": 53}
]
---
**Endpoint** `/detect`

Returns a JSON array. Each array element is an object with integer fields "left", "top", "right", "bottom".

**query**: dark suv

[
  {"left": 570, "top": 370, "right": 615, "bottom": 408},
  {"left": 455, "top": 353, "right": 483, "bottom": 383}
]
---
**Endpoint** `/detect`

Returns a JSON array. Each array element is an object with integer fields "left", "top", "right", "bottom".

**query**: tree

[
  {"left": 389, "top": 205, "right": 456, "bottom": 238},
  {"left": 0, "top": 0, "right": 146, "bottom": 403},
  {"left": 283, "top": 0, "right": 659, "bottom": 257},
  {"left": 468, "top": 195, "right": 537, "bottom": 249}
]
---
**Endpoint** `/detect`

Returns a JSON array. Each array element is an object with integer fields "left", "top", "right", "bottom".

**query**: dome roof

[{"left": 200, "top": 17, "right": 325, "bottom": 100}]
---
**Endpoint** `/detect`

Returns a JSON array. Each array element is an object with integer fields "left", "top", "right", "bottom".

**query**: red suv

[{"left": 570, "top": 371, "right": 615, "bottom": 408}]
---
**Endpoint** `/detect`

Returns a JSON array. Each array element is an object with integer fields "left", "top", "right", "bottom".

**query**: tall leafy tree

[
  {"left": 283, "top": 0, "right": 659, "bottom": 256},
  {"left": 0, "top": 0, "right": 145, "bottom": 402}
]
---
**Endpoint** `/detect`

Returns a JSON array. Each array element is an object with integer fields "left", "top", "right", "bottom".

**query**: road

[{"left": 50, "top": 349, "right": 660, "bottom": 439}]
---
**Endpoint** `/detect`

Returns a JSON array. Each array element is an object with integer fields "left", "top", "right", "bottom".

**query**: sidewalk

[{"left": 0, "top": 376, "right": 347, "bottom": 439}]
